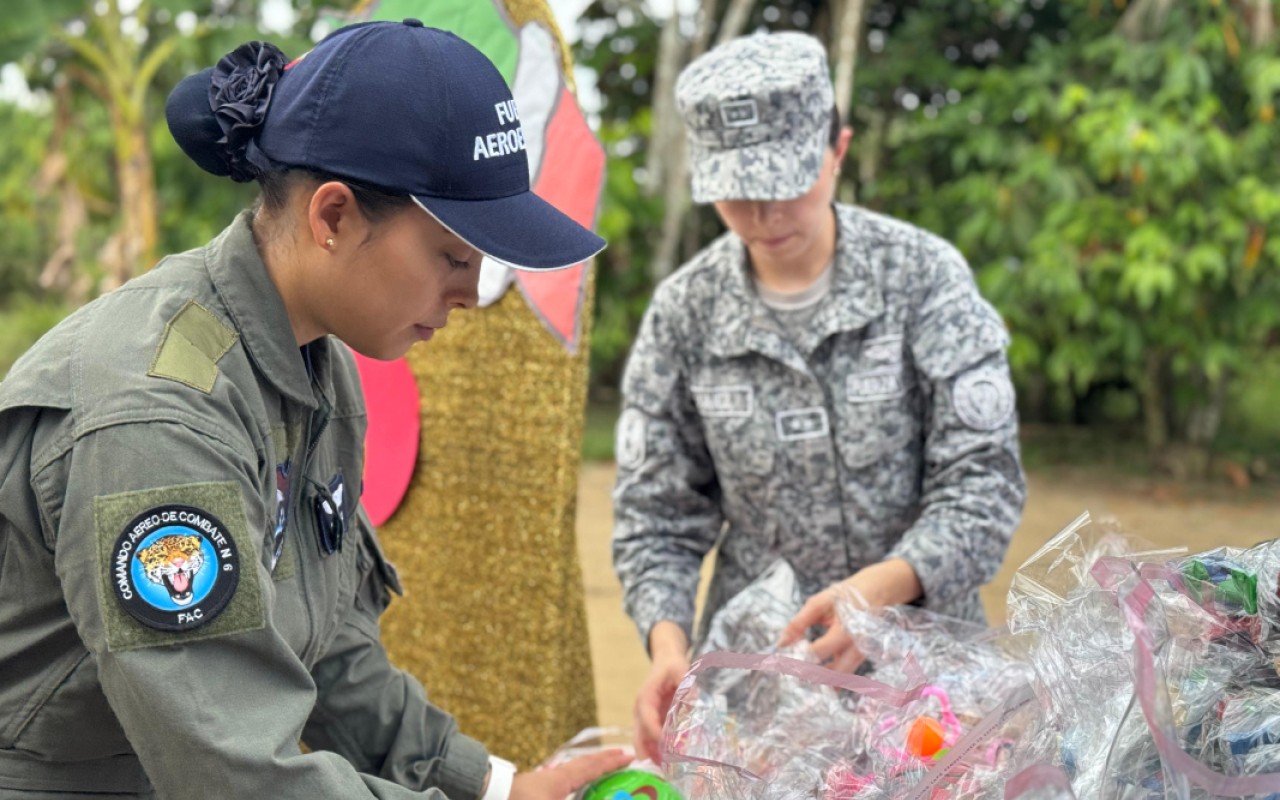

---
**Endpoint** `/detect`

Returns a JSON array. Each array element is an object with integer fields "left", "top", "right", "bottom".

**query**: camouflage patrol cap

[{"left": 676, "top": 31, "right": 835, "bottom": 204}]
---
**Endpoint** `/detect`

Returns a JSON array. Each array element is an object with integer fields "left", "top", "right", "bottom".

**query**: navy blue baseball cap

[{"left": 166, "top": 19, "right": 603, "bottom": 271}]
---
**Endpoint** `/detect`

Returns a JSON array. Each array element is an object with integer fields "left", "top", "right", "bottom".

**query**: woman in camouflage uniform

[{"left": 613, "top": 32, "right": 1027, "bottom": 762}]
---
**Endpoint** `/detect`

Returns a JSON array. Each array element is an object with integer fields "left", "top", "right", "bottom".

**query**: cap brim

[
  {"left": 412, "top": 191, "right": 604, "bottom": 272},
  {"left": 688, "top": 127, "right": 828, "bottom": 204}
]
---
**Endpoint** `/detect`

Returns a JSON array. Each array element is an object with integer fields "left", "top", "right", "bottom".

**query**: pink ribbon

[{"left": 1003, "top": 764, "right": 1074, "bottom": 800}]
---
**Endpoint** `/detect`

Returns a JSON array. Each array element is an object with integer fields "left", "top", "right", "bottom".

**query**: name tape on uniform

[
  {"left": 847, "top": 367, "right": 906, "bottom": 403},
  {"left": 861, "top": 334, "right": 904, "bottom": 364},
  {"left": 692, "top": 385, "right": 754, "bottom": 418},
  {"left": 775, "top": 407, "right": 829, "bottom": 442}
]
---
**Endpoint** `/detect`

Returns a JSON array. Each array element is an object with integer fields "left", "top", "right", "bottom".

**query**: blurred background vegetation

[{"left": 2, "top": 0, "right": 1280, "bottom": 483}]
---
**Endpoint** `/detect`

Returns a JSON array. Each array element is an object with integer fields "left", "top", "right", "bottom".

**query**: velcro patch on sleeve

[
  {"left": 94, "top": 481, "right": 265, "bottom": 651},
  {"left": 952, "top": 367, "right": 1016, "bottom": 431},
  {"left": 147, "top": 300, "right": 238, "bottom": 393},
  {"left": 616, "top": 408, "right": 648, "bottom": 469}
]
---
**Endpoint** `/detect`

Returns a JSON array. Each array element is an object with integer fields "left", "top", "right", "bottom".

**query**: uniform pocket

[
  {"left": 353, "top": 526, "right": 402, "bottom": 620},
  {"left": 836, "top": 363, "right": 921, "bottom": 470},
  {"left": 9, "top": 653, "right": 133, "bottom": 761},
  {"left": 703, "top": 413, "right": 775, "bottom": 478}
]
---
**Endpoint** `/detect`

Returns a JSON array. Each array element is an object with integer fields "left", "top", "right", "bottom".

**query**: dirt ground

[{"left": 574, "top": 462, "right": 1280, "bottom": 730}]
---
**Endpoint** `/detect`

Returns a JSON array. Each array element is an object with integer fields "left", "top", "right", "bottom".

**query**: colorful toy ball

[
  {"left": 579, "top": 769, "right": 684, "bottom": 800},
  {"left": 907, "top": 717, "right": 946, "bottom": 758}
]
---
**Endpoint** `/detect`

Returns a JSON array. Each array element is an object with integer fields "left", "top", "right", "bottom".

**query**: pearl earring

[{"left": 325, "top": 238, "right": 335, "bottom": 248}]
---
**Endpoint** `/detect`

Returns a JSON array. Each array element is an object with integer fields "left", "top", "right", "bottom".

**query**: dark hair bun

[
  {"left": 165, "top": 42, "right": 287, "bottom": 183},
  {"left": 166, "top": 68, "right": 231, "bottom": 177}
]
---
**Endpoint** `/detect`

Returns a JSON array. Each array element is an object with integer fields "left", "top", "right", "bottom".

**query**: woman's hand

[
  {"left": 777, "top": 558, "right": 923, "bottom": 673},
  {"left": 633, "top": 621, "right": 691, "bottom": 764},
  {"left": 509, "top": 750, "right": 632, "bottom": 800}
]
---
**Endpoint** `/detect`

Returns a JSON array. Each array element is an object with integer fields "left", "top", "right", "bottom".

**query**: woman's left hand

[{"left": 777, "top": 558, "right": 923, "bottom": 673}]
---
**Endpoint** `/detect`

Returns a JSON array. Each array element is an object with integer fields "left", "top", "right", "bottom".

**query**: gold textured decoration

[{"left": 375, "top": 1, "right": 598, "bottom": 769}]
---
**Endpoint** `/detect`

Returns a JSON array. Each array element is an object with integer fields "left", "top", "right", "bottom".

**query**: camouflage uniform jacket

[{"left": 612, "top": 204, "right": 1027, "bottom": 649}]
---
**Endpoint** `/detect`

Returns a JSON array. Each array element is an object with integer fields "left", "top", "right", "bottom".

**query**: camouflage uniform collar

[
  {"left": 204, "top": 210, "right": 321, "bottom": 409},
  {"left": 709, "top": 204, "right": 885, "bottom": 366}
]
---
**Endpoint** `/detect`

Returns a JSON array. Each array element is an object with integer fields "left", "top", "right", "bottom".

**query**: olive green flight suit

[{"left": 0, "top": 212, "right": 489, "bottom": 799}]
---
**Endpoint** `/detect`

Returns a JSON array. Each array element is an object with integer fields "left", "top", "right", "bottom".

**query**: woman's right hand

[
  {"left": 509, "top": 750, "right": 632, "bottom": 800},
  {"left": 634, "top": 621, "right": 691, "bottom": 764}
]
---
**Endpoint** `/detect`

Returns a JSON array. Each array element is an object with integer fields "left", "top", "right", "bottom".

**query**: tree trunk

[
  {"left": 831, "top": 0, "right": 866, "bottom": 124},
  {"left": 1118, "top": 0, "right": 1175, "bottom": 40},
  {"left": 652, "top": 170, "right": 689, "bottom": 281},
  {"left": 683, "top": 203, "right": 703, "bottom": 262},
  {"left": 651, "top": 0, "right": 756, "bottom": 281},
  {"left": 1185, "top": 370, "right": 1230, "bottom": 449},
  {"left": 645, "top": 8, "right": 685, "bottom": 196},
  {"left": 716, "top": 0, "right": 757, "bottom": 47},
  {"left": 60, "top": 1, "right": 174, "bottom": 292},
  {"left": 105, "top": 113, "right": 157, "bottom": 291},
  {"left": 35, "top": 77, "right": 87, "bottom": 301},
  {"left": 40, "top": 182, "right": 88, "bottom": 301},
  {"left": 1141, "top": 350, "right": 1169, "bottom": 452},
  {"left": 691, "top": 0, "right": 717, "bottom": 58},
  {"left": 1252, "top": 0, "right": 1275, "bottom": 47},
  {"left": 857, "top": 108, "right": 887, "bottom": 187}
]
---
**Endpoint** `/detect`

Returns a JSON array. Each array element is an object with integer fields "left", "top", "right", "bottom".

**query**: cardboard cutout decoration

[
  {"left": 347, "top": 0, "right": 604, "bottom": 768},
  {"left": 351, "top": 356, "right": 419, "bottom": 527}
]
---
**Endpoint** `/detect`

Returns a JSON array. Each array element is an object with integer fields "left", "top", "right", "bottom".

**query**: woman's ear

[
  {"left": 833, "top": 126, "right": 855, "bottom": 168},
  {"left": 307, "top": 181, "right": 364, "bottom": 253}
]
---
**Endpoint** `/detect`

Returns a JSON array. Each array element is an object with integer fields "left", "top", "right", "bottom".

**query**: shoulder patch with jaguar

[{"left": 109, "top": 503, "right": 242, "bottom": 632}]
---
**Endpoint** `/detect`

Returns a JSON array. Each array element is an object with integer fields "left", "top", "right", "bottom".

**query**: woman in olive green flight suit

[{"left": 0, "top": 20, "right": 626, "bottom": 800}]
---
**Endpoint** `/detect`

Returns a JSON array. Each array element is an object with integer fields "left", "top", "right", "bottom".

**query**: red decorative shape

[
  {"left": 350, "top": 350, "right": 420, "bottom": 526},
  {"left": 517, "top": 86, "right": 606, "bottom": 352}
]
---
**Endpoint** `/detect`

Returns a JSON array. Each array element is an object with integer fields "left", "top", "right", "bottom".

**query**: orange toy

[{"left": 907, "top": 717, "right": 946, "bottom": 758}]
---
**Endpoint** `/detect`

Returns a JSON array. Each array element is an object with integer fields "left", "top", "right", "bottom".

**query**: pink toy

[{"left": 822, "top": 687, "right": 1006, "bottom": 800}]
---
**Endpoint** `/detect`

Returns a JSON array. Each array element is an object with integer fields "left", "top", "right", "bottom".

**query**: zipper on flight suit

[
  {"left": 301, "top": 391, "right": 333, "bottom": 548},
  {"left": 291, "top": 387, "right": 332, "bottom": 666}
]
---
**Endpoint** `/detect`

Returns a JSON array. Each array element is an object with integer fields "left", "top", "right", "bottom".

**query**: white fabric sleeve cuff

[{"left": 481, "top": 756, "right": 516, "bottom": 800}]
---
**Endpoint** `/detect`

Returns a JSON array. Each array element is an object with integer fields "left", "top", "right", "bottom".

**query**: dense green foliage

[
  {"left": 2, "top": 0, "right": 1278, "bottom": 467},
  {"left": 578, "top": 0, "right": 1280, "bottom": 464},
  {"left": 870, "top": 1, "right": 1280, "bottom": 457},
  {"left": 0, "top": 1, "right": 327, "bottom": 371}
]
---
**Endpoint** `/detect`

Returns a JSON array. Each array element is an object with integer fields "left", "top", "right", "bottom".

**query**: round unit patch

[
  {"left": 110, "top": 504, "right": 240, "bottom": 632},
  {"left": 616, "top": 408, "right": 648, "bottom": 470},
  {"left": 953, "top": 368, "right": 1016, "bottom": 431}
]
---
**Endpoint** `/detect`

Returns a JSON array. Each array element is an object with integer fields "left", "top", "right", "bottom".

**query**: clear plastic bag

[
  {"left": 824, "top": 600, "right": 1040, "bottom": 800},
  {"left": 543, "top": 727, "right": 636, "bottom": 769},
  {"left": 659, "top": 515, "right": 1280, "bottom": 800},
  {"left": 1007, "top": 513, "right": 1280, "bottom": 800},
  {"left": 663, "top": 561, "right": 1040, "bottom": 800},
  {"left": 697, "top": 558, "right": 805, "bottom": 659}
]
